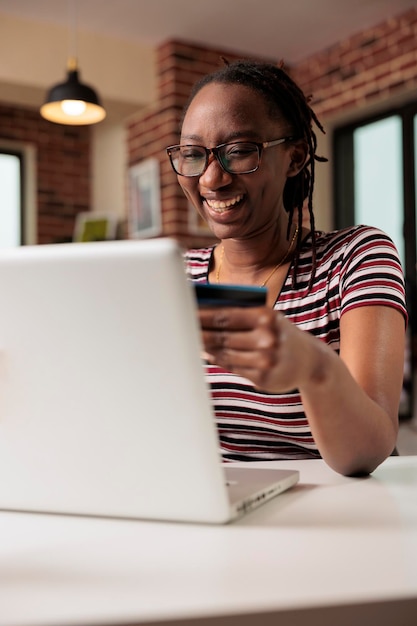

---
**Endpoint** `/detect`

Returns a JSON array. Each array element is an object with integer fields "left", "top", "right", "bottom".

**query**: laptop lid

[{"left": 0, "top": 238, "right": 298, "bottom": 523}]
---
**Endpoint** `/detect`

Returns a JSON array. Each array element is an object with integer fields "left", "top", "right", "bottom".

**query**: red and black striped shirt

[{"left": 185, "top": 225, "right": 407, "bottom": 461}]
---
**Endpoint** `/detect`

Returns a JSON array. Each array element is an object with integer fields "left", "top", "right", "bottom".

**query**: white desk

[{"left": 1, "top": 456, "right": 417, "bottom": 626}]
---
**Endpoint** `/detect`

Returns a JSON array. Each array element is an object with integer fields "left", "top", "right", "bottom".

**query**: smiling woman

[{"left": 165, "top": 59, "right": 408, "bottom": 477}]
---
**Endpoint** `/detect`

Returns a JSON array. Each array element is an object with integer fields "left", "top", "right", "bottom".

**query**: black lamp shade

[{"left": 41, "top": 69, "right": 106, "bottom": 125}]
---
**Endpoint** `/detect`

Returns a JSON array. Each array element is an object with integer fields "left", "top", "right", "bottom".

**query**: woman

[{"left": 166, "top": 59, "right": 407, "bottom": 476}]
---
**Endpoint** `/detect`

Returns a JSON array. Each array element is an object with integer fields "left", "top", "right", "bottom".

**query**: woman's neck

[{"left": 212, "top": 221, "right": 299, "bottom": 286}]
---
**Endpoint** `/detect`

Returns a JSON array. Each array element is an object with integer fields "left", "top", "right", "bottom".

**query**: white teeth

[{"left": 205, "top": 194, "right": 243, "bottom": 211}]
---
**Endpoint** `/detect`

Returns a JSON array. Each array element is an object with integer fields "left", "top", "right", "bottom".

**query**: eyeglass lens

[{"left": 169, "top": 142, "right": 260, "bottom": 176}]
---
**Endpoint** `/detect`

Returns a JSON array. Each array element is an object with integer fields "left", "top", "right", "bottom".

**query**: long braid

[{"left": 182, "top": 59, "right": 327, "bottom": 288}]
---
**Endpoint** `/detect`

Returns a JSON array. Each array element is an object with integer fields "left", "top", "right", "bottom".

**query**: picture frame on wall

[
  {"left": 73, "top": 213, "right": 118, "bottom": 243},
  {"left": 128, "top": 158, "right": 161, "bottom": 239}
]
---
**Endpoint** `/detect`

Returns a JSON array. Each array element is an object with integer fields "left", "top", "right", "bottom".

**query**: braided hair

[{"left": 182, "top": 59, "right": 327, "bottom": 287}]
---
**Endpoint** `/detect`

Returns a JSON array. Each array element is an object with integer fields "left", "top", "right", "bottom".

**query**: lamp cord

[{"left": 68, "top": 0, "right": 78, "bottom": 68}]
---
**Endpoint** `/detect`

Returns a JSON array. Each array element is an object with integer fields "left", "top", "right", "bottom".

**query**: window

[
  {"left": 353, "top": 116, "right": 404, "bottom": 262},
  {"left": 0, "top": 150, "right": 23, "bottom": 247}
]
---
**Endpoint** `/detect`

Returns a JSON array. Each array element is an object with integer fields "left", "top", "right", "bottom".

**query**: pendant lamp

[{"left": 40, "top": 1, "right": 106, "bottom": 126}]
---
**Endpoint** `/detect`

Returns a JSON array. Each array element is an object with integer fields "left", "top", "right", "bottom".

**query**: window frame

[
  {"left": 0, "top": 140, "right": 37, "bottom": 247},
  {"left": 0, "top": 148, "right": 24, "bottom": 246},
  {"left": 333, "top": 101, "right": 417, "bottom": 419}
]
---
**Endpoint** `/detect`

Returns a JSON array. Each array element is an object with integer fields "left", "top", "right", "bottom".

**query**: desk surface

[{"left": 1, "top": 456, "right": 417, "bottom": 626}]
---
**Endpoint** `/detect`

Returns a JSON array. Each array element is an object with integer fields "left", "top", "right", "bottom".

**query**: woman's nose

[{"left": 198, "top": 154, "right": 232, "bottom": 189}]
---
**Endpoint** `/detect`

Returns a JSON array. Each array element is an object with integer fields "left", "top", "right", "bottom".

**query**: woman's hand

[{"left": 199, "top": 306, "right": 316, "bottom": 393}]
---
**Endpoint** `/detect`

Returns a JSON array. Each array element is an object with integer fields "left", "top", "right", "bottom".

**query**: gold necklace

[{"left": 216, "top": 226, "right": 299, "bottom": 287}]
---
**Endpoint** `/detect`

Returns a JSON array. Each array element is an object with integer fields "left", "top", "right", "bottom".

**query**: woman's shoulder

[
  {"left": 310, "top": 224, "right": 399, "bottom": 260},
  {"left": 296, "top": 225, "right": 402, "bottom": 286},
  {"left": 185, "top": 246, "right": 215, "bottom": 261},
  {"left": 184, "top": 246, "right": 216, "bottom": 280},
  {"left": 314, "top": 224, "right": 392, "bottom": 247}
]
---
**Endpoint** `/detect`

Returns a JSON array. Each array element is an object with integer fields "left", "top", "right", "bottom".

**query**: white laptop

[{"left": 0, "top": 238, "right": 299, "bottom": 524}]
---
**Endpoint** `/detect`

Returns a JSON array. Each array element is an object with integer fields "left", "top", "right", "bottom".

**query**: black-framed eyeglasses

[{"left": 166, "top": 136, "right": 295, "bottom": 177}]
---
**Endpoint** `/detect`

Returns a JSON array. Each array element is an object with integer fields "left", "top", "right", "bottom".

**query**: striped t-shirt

[{"left": 185, "top": 225, "right": 407, "bottom": 461}]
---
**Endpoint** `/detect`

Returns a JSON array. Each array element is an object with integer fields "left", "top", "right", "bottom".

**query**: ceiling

[{"left": 0, "top": 0, "right": 416, "bottom": 63}]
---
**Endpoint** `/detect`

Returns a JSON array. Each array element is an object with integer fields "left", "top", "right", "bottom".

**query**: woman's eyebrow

[
  {"left": 180, "top": 130, "right": 261, "bottom": 143},
  {"left": 180, "top": 134, "right": 203, "bottom": 142}
]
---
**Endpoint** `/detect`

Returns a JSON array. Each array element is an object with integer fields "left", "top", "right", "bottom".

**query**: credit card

[{"left": 194, "top": 283, "right": 267, "bottom": 307}]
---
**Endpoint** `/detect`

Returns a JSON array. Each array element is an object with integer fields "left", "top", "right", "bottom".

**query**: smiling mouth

[{"left": 204, "top": 194, "right": 244, "bottom": 213}]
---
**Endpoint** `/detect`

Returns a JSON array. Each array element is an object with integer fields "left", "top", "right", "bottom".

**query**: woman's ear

[{"left": 286, "top": 140, "right": 308, "bottom": 177}]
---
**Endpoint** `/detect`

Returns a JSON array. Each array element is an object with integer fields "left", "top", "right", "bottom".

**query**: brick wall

[
  {"left": 0, "top": 104, "right": 90, "bottom": 244},
  {"left": 292, "top": 8, "right": 417, "bottom": 119},
  {"left": 127, "top": 8, "right": 417, "bottom": 248}
]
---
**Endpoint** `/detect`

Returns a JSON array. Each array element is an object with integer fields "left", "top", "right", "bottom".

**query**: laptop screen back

[{"left": 0, "top": 239, "right": 231, "bottom": 522}]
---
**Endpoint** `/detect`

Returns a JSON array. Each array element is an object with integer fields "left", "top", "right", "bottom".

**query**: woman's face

[{"left": 178, "top": 82, "right": 303, "bottom": 241}]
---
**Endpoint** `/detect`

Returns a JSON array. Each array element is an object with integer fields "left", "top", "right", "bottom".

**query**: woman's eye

[
  {"left": 227, "top": 144, "right": 256, "bottom": 157},
  {"left": 182, "top": 150, "right": 204, "bottom": 160}
]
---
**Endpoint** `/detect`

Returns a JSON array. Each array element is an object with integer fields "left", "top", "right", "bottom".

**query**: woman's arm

[
  {"left": 199, "top": 303, "right": 405, "bottom": 476},
  {"left": 296, "top": 305, "right": 404, "bottom": 475}
]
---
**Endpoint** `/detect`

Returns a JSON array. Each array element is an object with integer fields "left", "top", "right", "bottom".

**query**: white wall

[
  {"left": 0, "top": 13, "right": 156, "bottom": 114},
  {"left": 91, "top": 121, "right": 128, "bottom": 218}
]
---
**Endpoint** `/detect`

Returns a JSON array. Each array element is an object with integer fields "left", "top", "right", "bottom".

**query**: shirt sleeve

[{"left": 339, "top": 225, "right": 408, "bottom": 323}]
